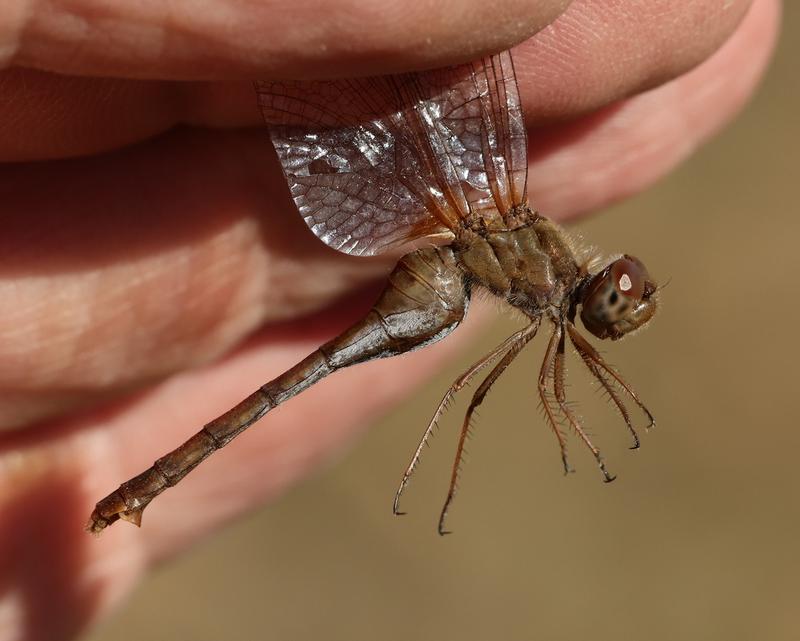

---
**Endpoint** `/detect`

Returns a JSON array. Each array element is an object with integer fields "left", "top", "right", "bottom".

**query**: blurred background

[{"left": 86, "top": 6, "right": 798, "bottom": 641}]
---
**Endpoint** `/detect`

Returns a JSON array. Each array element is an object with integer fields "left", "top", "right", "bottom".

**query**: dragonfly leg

[
  {"left": 393, "top": 320, "right": 539, "bottom": 517},
  {"left": 566, "top": 322, "right": 655, "bottom": 432},
  {"left": 89, "top": 246, "right": 469, "bottom": 533},
  {"left": 537, "top": 324, "right": 572, "bottom": 475},
  {"left": 567, "top": 327, "right": 640, "bottom": 449},
  {"left": 437, "top": 320, "right": 539, "bottom": 535},
  {"left": 553, "top": 322, "right": 615, "bottom": 483}
]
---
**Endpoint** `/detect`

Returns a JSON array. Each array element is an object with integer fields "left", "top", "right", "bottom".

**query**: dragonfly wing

[
  {"left": 257, "top": 50, "right": 529, "bottom": 256},
  {"left": 441, "top": 51, "right": 528, "bottom": 221}
]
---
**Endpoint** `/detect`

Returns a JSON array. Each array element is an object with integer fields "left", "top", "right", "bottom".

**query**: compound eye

[
  {"left": 580, "top": 255, "right": 657, "bottom": 340},
  {"left": 610, "top": 256, "right": 648, "bottom": 300}
]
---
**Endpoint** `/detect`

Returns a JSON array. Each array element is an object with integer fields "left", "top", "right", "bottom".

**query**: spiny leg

[
  {"left": 566, "top": 322, "right": 655, "bottom": 430},
  {"left": 393, "top": 322, "right": 539, "bottom": 516},
  {"left": 538, "top": 323, "right": 572, "bottom": 475},
  {"left": 438, "top": 321, "right": 539, "bottom": 535},
  {"left": 570, "top": 338, "right": 640, "bottom": 449},
  {"left": 553, "top": 322, "right": 615, "bottom": 483}
]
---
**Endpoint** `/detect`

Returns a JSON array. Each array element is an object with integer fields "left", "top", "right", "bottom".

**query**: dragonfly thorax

[{"left": 454, "top": 213, "right": 581, "bottom": 318}]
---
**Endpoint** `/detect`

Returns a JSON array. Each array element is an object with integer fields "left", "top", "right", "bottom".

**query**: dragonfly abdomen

[{"left": 88, "top": 246, "right": 469, "bottom": 533}]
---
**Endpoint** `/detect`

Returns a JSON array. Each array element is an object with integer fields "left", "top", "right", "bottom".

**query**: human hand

[{"left": 0, "top": 0, "right": 779, "bottom": 639}]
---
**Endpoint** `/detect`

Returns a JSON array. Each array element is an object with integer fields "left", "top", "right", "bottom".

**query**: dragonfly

[{"left": 89, "top": 49, "right": 657, "bottom": 536}]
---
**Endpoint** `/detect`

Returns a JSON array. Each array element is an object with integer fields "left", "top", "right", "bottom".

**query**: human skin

[{"left": 0, "top": 0, "right": 780, "bottom": 639}]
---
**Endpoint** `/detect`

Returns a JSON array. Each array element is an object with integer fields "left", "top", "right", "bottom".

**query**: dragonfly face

[{"left": 89, "top": 50, "right": 657, "bottom": 536}]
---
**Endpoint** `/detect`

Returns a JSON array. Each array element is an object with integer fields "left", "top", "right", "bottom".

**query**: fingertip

[
  {"left": 511, "top": 0, "right": 756, "bottom": 121},
  {"left": 525, "top": 0, "right": 780, "bottom": 218}
]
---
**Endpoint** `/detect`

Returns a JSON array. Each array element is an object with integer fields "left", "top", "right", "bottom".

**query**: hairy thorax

[{"left": 453, "top": 211, "right": 581, "bottom": 318}]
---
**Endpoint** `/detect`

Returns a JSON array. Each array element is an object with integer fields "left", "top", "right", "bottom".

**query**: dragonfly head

[{"left": 579, "top": 255, "right": 657, "bottom": 341}]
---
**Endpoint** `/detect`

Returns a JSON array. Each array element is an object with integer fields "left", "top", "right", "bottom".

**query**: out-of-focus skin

[{"left": 0, "top": 0, "right": 780, "bottom": 639}]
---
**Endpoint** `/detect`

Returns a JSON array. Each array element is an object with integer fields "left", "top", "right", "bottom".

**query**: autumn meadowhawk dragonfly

[{"left": 89, "top": 49, "right": 657, "bottom": 536}]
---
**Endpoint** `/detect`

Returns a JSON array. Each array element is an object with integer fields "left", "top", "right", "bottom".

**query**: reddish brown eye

[{"left": 610, "top": 256, "right": 647, "bottom": 299}]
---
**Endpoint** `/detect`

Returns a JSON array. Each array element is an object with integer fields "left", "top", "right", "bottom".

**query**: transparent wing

[{"left": 256, "top": 50, "right": 528, "bottom": 256}]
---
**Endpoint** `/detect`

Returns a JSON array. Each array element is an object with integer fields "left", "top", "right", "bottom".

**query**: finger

[
  {"left": 0, "top": 0, "right": 778, "bottom": 430},
  {"left": 525, "top": 0, "right": 780, "bottom": 217},
  {"left": 0, "top": 0, "right": 754, "bottom": 161},
  {"left": 5, "top": 0, "right": 570, "bottom": 80}
]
